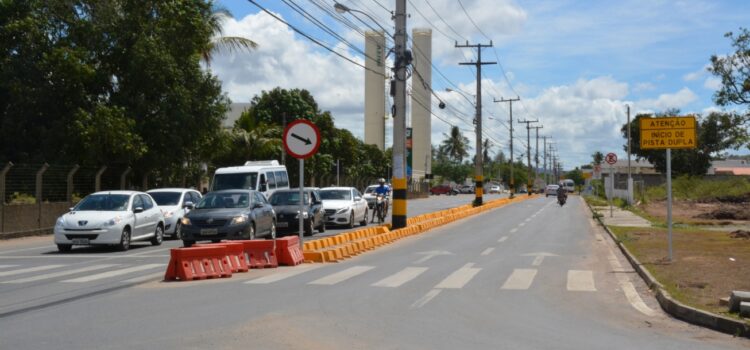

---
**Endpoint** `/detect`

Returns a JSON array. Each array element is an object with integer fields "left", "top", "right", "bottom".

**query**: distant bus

[{"left": 562, "top": 179, "right": 575, "bottom": 193}]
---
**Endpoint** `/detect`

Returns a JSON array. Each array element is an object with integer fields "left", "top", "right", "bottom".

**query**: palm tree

[
  {"left": 439, "top": 126, "right": 471, "bottom": 163},
  {"left": 202, "top": 6, "right": 258, "bottom": 65},
  {"left": 591, "top": 151, "right": 604, "bottom": 166},
  {"left": 232, "top": 121, "right": 282, "bottom": 160}
]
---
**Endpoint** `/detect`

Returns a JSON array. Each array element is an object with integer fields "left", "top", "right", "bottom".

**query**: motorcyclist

[
  {"left": 374, "top": 178, "right": 390, "bottom": 218},
  {"left": 556, "top": 182, "right": 567, "bottom": 204}
]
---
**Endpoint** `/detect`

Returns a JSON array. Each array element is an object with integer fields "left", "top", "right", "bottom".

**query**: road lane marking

[
  {"left": 519, "top": 222, "right": 525, "bottom": 227},
  {"left": 2, "top": 264, "right": 119, "bottom": 284},
  {"left": 411, "top": 289, "right": 442, "bottom": 309},
  {"left": 501, "top": 269, "right": 537, "bottom": 290},
  {"left": 480, "top": 248, "right": 495, "bottom": 256},
  {"left": 372, "top": 267, "right": 428, "bottom": 288},
  {"left": 498, "top": 236, "right": 508, "bottom": 243},
  {"left": 246, "top": 265, "right": 322, "bottom": 284},
  {"left": 0, "top": 265, "right": 65, "bottom": 278},
  {"left": 525, "top": 218, "right": 532, "bottom": 222},
  {"left": 121, "top": 272, "right": 164, "bottom": 284},
  {"left": 0, "top": 265, "right": 19, "bottom": 269},
  {"left": 531, "top": 256, "right": 545, "bottom": 266},
  {"left": 434, "top": 263, "right": 481, "bottom": 289},
  {"left": 62, "top": 264, "right": 163, "bottom": 283},
  {"left": 510, "top": 228, "right": 518, "bottom": 233},
  {"left": 308, "top": 266, "right": 374, "bottom": 285},
  {"left": 567, "top": 270, "right": 597, "bottom": 291},
  {"left": 0, "top": 246, "right": 53, "bottom": 255},
  {"left": 122, "top": 248, "right": 172, "bottom": 257}
]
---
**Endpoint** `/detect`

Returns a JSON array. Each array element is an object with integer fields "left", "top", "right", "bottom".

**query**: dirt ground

[{"left": 642, "top": 198, "right": 750, "bottom": 224}]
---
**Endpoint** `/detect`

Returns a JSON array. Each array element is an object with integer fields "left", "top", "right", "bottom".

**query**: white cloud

[
  {"left": 638, "top": 88, "right": 698, "bottom": 111},
  {"left": 633, "top": 82, "right": 655, "bottom": 93},
  {"left": 703, "top": 76, "right": 722, "bottom": 91}
]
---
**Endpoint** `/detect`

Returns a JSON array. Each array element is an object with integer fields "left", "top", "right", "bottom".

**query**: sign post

[
  {"left": 639, "top": 116, "right": 697, "bottom": 262},
  {"left": 283, "top": 119, "right": 321, "bottom": 249},
  {"left": 605, "top": 153, "right": 617, "bottom": 218}
]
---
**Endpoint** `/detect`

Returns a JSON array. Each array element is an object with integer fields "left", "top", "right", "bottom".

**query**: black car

[
  {"left": 180, "top": 190, "right": 276, "bottom": 247},
  {"left": 268, "top": 188, "right": 325, "bottom": 236}
]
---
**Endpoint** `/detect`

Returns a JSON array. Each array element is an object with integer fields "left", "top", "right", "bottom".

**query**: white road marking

[
  {"left": 434, "top": 263, "right": 481, "bottom": 289},
  {"left": 411, "top": 289, "right": 442, "bottom": 309},
  {"left": 567, "top": 270, "right": 597, "bottom": 291},
  {"left": 0, "top": 265, "right": 19, "bottom": 269},
  {"left": 246, "top": 265, "right": 322, "bottom": 284},
  {"left": 62, "top": 264, "right": 163, "bottom": 283},
  {"left": 480, "top": 248, "right": 495, "bottom": 256},
  {"left": 122, "top": 248, "right": 172, "bottom": 257},
  {"left": 0, "top": 265, "right": 65, "bottom": 278},
  {"left": 525, "top": 218, "right": 532, "bottom": 222},
  {"left": 510, "top": 228, "right": 518, "bottom": 233},
  {"left": 498, "top": 236, "right": 508, "bottom": 243},
  {"left": 0, "top": 245, "right": 53, "bottom": 255},
  {"left": 2, "top": 264, "right": 119, "bottom": 284},
  {"left": 121, "top": 272, "right": 165, "bottom": 284},
  {"left": 531, "top": 255, "right": 545, "bottom": 266},
  {"left": 308, "top": 266, "right": 374, "bottom": 285},
  {"left": 519, "top": 222, "right": 526, "bottom": 227},
  {"left": 372, "top": 267, "right": 428, "bottom": 288},
  {"left": 501, "top": 269, "right": 537, "bottom": 290}
]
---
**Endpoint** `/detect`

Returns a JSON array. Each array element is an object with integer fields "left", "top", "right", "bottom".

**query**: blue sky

[{"left": 211, "top": 0, "right": 750, "bottom": 168}]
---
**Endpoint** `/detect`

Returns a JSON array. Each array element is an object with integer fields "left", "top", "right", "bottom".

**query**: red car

[{"left": 429, "top": 185, "right": 457, "bottom": 195}]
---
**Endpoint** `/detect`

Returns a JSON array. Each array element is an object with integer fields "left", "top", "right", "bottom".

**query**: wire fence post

[
  {"left": 95, "top": 166, "right": 107, "bottom": 192},
  {"left": 0, "top": 162, "right": 14, "bottom": 233},
  {"left": 141, "top": 170, "right": 150, "bottom": 191},
  {"left": 36, "top": 163, "right": 49, "bottom": 229},
  {"left": 66, "top": 165, "right": 80, "bottom": 204},
  {"left": 120, "top": 167, "right": 131, "bottom": 190}
]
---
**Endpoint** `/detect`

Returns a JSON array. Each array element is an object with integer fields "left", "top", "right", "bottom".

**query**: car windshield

[
  {"left": 148, "top": 192, "right": 181, "bottom": 206},
  {"left": 364, "top": 186, "right": 377, "bottom": 194},
  {"left": 75, "top": 194, "right": 130, "bottom": 211},
  {"left": 319, "top": 190, "right": 351, "bottom": 200},
  {"left": 269, "top": 191, "right": 309, "bottom": 205},
  {"left": 212, "top": 172, "right": 257, "bottom": 191},
  {"left": 196, "top": 193, "right": 250, "bottom": 209}
]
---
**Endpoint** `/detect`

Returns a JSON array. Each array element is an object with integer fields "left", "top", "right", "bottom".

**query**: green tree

[
  {"left": 439, "top": 126, "right": 470, "bottom": 163},
  {"left": 708, "top": 28, "right": 750, "bottom": 109},
  {"left": 591, "top": 151, "right": 604, "bottom": 166},
  {"left": 565, "top": 167, "right": 585, "bottom": 186},
  {"left": 202, "top": 6, "right": 258, "bottom": 65}
]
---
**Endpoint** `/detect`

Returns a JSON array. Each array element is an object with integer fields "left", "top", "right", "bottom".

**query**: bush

[
  {"left": 644, "top": 176, "right": 750, "bottom": 201},
  {"left": 9, "top": 192, "right": 36, "bottom": 205}
]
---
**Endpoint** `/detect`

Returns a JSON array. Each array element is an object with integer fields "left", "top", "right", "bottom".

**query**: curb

[{"left": 585, "top": 200, "right": 750, "bottom": 338}]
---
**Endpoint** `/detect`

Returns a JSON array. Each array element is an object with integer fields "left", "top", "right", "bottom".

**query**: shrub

[{"left": 9, "top": 192, "right": 36, "bottom": 205}]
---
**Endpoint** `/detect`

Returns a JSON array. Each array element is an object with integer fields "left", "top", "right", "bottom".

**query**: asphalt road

[{"left": 0, "top": 194, "right": 747, "bottom": 349}]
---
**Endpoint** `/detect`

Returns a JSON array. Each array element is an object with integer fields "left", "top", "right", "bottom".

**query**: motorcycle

[
  {"left": 372, "top": 194, "right": 388, "bottom": 224},
  {"left": 557, "top": 194, "right": 567, "bottom": 206}
]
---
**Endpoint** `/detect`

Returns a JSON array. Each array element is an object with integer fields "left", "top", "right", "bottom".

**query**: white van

[
  {"left": 211, "top": 160, "right": 289, "bottom": 198},
  {"left": 562, "top": 179, "right": 575, "bottom": 193}
]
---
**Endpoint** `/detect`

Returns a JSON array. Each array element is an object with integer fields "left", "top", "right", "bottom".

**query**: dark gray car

[
  {"left": 180, "top": 190, "right": 276, "bottom": 247},
  {"left": 268, "top": 188, "right": 325, "bottom": 236}
]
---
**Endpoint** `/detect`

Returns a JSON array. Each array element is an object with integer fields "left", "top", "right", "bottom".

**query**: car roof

[
  {"left": 146, "top": 188, "right": 196, "bottom": 193},
  {"left": 90, "top": 190, "right": 142, "bottom": 196},
  {"left": 206, "top": 189, "right": 255, "bottom": 194},
  {"left": 320, "top": 187, "right": 354, "bottom": 191}
]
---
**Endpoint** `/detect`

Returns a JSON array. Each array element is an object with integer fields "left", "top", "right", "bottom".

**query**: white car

[
  {"left": 545, "top": 184, "right": 560, "bottom": 197},
  {"left": 488, "top": 185, "right": 502, "bottom": 194},
  {"left": 362, "top": 184, "right": 390, "bottom": 209},
  {"left": 147, "top": 188, "right": 202, "bottom": 239},
  {"left": 54, "top": 191, "right": 165, "bottom": 252},
  {"left": 319, "top": 187, "right": 369, "bottom": 228}
]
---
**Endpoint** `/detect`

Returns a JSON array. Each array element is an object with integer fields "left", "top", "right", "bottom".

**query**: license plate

[
  {"left": 72, "top": 238, "right": 89, "bottom": 245},
  {"left": 277, "top": 222, "right": 288, "bottom": 228},
  {"left": 201, "top": 228, "right": 218, "bottom": 236}
]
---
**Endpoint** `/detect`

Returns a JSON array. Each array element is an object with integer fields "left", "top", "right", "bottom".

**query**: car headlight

[
  {"left": 181, "top": 217, "right": 191, "bottom": 226},
  {"left": 103, "top": 216, "right": 122, "bottom": 227},
  {"left": 162, "top": 210, "right": 174, "bottom": 219},
  {"left": 230, "top": 215, "right": 248, "bottom": 225},
  {"left": 294, "top": 211, "right": 309, "bottom": 219},
  {"left": 55, "top": 217, "right": 65, "bottom": 228},
  {"left": 335, "top": 207, "right": 349, "bottom": 214}
]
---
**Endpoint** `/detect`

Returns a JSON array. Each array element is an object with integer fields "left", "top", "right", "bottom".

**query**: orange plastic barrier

[
  {"left": 164, "top": 246, "right": 233, "bottom": 281},
  {"left": 238, "top": 240, "right": 278, "bottom": 269},
  {"left": 276, "top": 236, "right": 304, "bottom": 266},
  {"left": 195, "top": 242, "right": 249, "bottom": 273}
]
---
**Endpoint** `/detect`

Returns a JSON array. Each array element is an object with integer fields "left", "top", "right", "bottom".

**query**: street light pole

[{"left": 627, "top": 104, "right": 633, "bottom": 204}]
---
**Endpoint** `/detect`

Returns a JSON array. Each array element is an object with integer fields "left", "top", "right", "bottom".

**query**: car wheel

[
  {"left": 304, "top": 219, "right": 313, "bottom": 236},
  {"left": 360, "top": 209, "right": 368, "bottom": 226},
  {"left": 270, "top": 220, "right": 276, "bottom": 239},
  {"left": 150, "top": 224, "right": 164, "bottom": 246},
  {"left": 183, "top": 240, "right": 195, "bottom": 248},
  {"left": 117, "top": 227, "right": 131, "bottom": 251},
  {"left": 318, "top": 218, "right": 326, "bottom": 233},
  {"left": 173, "top": 221, "right": 182, "bottom": 240},
  {"left": 248, "top": 223, "right": 256, "bottom": 240},
  {"left": 347, "top": 211, "right": 355, "bottom": 229},
  {"left": 57, "top": 244, "right": 72, "bottom": 253}
]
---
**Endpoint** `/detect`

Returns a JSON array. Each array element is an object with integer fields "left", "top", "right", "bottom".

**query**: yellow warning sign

[{"left": 639, "top": 116, "right": 697, "bottom": 150}]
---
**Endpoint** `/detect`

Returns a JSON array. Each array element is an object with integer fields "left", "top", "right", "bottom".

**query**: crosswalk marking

[
  {"left": 2, "top": 264, "right": 119, "bottom": 284},
  {"left": 0, "top": 265, "right": 65, "bottom": 278},
  {"left": 121, "top": 272, "right": 164, "bottom": 284},
  {"left": 62, "top": 264, "right": 163, "bottom": 283},
  {"left": 372, "top": 267, "right": 427, "bottom": 288},
  {"left": 480, "top": 248, "right": 495, "bottom": 256},
  {"left": 411, "top": 289, "right": 441, "bottom": 309},
  {"left": 567, "top": 270, "right": 596, "bottom": 291},
  {"left": 501, "top": 268, "right": 537, "bottom": 290},
  {"left": 498, "top": 236, "right": 508, "bottom": 243},
  {"left": 308, "top": 266, "right": 374, "bottom": 285},
  {"left": 246, "top": 265, "right": 321, "bottom": 284},
  {"left": 434, "top": 263, "right": 481, "bottom": 289}
]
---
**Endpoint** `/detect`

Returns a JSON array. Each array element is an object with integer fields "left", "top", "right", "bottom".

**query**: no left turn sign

[
  {"left": 283, "top": 119, "right": 321, "bottom": 159},
  {"left": 605, "top": 153, "right": 618, "bottom": 165}
]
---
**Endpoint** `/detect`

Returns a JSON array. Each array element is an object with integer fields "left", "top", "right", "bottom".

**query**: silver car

[
  {"left": 147, "top": 188, "right": 202, "bottom": 239},
  {"left": 319, "top": 187, "right": 369, "bottom": 228},
  {"left": 54, "top": 191, "right": 165, "bottom": 252}
]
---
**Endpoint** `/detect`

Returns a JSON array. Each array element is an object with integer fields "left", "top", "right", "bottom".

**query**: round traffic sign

[
  {"left": 283, "top": 119, "right": 321, "bottom": 159},
  {"left": 605, "top": 152, "right": 618, "bottom": 165}
]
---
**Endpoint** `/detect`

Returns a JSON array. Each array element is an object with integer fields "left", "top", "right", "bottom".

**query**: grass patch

[
  {"left": 607, "top": 225, "right": 750, "bottom": 317},
  {"left": 583, "top": 195, "right": 608, "bottom": 207},
  {"left": 644, "top": 176, "right": 750, "bottom": 202}
]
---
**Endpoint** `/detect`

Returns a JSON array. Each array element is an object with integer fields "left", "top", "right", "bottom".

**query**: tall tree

[
  {"left": 708, "top": 28, "right": 750, "bottom": 108},
  {"left": 201, "top": 6, "right": 258, "bottom": 65},
  {"left": 591, "top": 151, "right": 604, "bottom": 166},
  {"left": 439, "top": 126, "right": 470, "bottom": 163}
]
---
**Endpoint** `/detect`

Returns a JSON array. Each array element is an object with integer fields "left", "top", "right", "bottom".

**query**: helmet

[{"left": 378, "top": 178, "right": 385, "bottom": 184}]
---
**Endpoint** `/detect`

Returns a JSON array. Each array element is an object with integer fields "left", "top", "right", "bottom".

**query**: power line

[{"left": 457, "top": 0, "right": 491, "bottom": 41}]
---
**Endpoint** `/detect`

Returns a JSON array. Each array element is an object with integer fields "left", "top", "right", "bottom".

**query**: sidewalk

[{"left": 591, "top": 206, "right": 651, "bottom": 227}]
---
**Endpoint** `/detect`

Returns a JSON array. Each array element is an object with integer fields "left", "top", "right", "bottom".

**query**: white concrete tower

[
  {"left": 364, "top": 31, "right": 386, "bottom": 150},
  {"left": 411, "top": 28, "right": 432, "bottom": 179}
]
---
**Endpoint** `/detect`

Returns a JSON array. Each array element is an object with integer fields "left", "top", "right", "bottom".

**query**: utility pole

[
  {"left": 542, "top": 136, "right": 548, "bottom": 185},
  {"left": 531, "top": 125, "right": 543, "bottom": 191},
  {"left": 391, "top": 0, "right": 408, "bottom": 229},
  {"left": 626, "top": 104, "right": 633, "bottom": 204},
  {"left": 456, "top": 41, "right": 496, "bottom": 206},
  {"left": 494, "top": 97, "right": 520, "bottom": 197},
  {"left": 518, "top": 119, "right": 537, "bottom": 195}
]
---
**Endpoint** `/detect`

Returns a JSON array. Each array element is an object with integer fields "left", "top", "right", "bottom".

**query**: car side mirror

[
  {"left": 133, "top": 207, "right": 144, "bottom": 213},
  {"left": 254, "top": 202, "right": 264, "bottom": 209},
  {"left": 354, "top": 196, "right": 362, "bottom": 201},
  {"left": 183, "top": 201, "right": 194, "bottom": 209},
  {"left": 68, "top": 207, "right": 75, "bottom": 212},
  {"left": 314, "top": 200, "right": 322, "bottom": 205}
]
